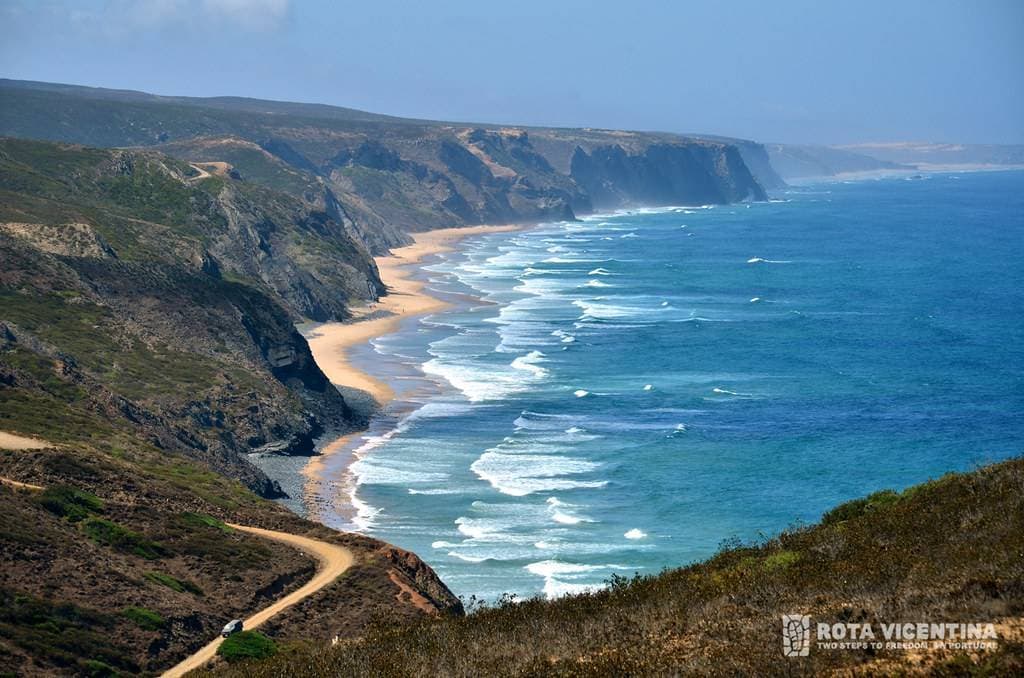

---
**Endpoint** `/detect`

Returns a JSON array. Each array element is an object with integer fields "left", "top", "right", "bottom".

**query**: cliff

[
  {"left": 569, "top": 140, "right": 767, "bottom": 209},
  {"left": 0, "top": 137, "right": 375, "bottom": 493},
  {"left": 0, "top": 80, "right": 769, "bottom": 255}
]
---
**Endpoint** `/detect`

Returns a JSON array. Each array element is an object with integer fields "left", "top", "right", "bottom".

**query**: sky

[{"left": 1, "top": 0, "right": 1022, "bottom": 144}]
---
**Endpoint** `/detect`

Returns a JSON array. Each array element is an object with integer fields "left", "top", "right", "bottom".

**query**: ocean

[{"left": 315, "top": 170, "right": 1024, "bottom": 602}]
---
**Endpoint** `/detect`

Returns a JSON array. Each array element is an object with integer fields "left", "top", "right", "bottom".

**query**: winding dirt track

[
  {"left": 0, "top": 438, "right": 354, "bottom": 675},
  {"left": 161, "top": 524, "right": 353, "bottom": 677}
]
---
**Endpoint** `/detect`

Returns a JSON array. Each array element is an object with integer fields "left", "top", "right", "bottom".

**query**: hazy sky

[{"left": 2, "top": 0, "right": 1022, "bottom": 144}]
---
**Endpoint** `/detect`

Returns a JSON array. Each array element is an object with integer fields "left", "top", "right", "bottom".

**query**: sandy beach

[{"left": 301, "top": 224, "right": 525, "bottom": 502}]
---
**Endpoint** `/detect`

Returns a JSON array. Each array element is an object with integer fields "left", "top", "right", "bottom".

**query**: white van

[{"left": 221, "top": 619, "right": 243, "bottom": 638}]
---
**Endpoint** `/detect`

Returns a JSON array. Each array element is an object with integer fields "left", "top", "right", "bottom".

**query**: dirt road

[{"left": 160, "top": 524, "right": 354, "bottom": 677}]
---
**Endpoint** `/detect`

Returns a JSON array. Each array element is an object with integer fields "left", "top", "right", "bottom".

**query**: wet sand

[{"left": 301, "top": 224, "right": 525, "bottom": 513}]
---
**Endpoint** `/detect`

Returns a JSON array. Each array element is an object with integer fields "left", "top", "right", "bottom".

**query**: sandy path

[
  {"left": 0, "top": 431, "right": 51, "bottom": 450},
  {"left": 161, "top": 525, "right": 353, "bottom": 677},
  {"left": 0, "top": 476, "right": 44, "bottom": 491},
  {"left": 186, "top": 162, "right": 231, "bottom": 183},
  {"left": 0, "top": 432, "right": 49, "bottom": 490},
  {"left": 302, "top": 224, "right": 524, "bottom": 487}
]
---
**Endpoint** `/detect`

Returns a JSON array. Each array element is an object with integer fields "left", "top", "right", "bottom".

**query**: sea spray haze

[{"left": 321, "top": 170, "right": 1024, "bottom": 600}]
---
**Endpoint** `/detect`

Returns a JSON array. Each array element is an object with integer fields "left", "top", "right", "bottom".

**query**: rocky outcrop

[{"left": 729, "top": 138, "right": 787, "bottom": 189}]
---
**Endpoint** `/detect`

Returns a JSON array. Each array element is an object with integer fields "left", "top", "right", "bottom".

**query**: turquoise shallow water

[{"left": 318, "top": 170, "right": 1024, "bottom": 601}]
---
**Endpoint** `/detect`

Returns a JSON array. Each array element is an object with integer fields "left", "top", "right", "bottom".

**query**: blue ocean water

[{"left": 318, "top": 170, "right": 1024, "bottom": 601}]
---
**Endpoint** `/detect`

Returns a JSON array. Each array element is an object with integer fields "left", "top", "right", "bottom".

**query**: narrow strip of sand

[{"left": 301, "top": 224, "right": 524, "bottom": 490}]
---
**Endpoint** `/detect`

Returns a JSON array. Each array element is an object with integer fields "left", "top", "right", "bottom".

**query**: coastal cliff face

[
  {"left": 0, "top": 137, "right": 364, "bottom": 493},
  {"left": 569, "top": 141, "right": 768, "bottom": 209},
  {"left": 0, "top": 80, "right": 770, "bottom": 254}
]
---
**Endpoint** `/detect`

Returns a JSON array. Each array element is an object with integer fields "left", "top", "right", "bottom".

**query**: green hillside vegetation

[
  {"left": 0, "top": 137, "right": 463, "bottom": 675},
  {"left": 217, "top": 631, "right": 278, "bottom": 663},
  {"left": 205, "top": 458, "right": 1024, "bottom": 677}
]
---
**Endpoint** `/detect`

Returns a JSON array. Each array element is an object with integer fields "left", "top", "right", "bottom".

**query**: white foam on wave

[
  {"left": 750, "top": 297, "right": 762, "bottom": 303},
  {"left": 423, "top": 340, "right": 550, "bottom": 401},
  {"left": 526, "top": 559, "right": 603, "bottom": 577},
  {"left": 510, "top": 350, "right": 549, "bottom": 378},
  {"left": 470, "top": 449, "right": 605, "bottom": 497},
  {"left": 447, "top": 551, "right": 490, "bottom": 563},
  {"left": 552, "top": 511, "right": 585, "bottom": 525},
  {"left": 586, "top": 279, "right": 612, "bottom": 288},
  {"left": 342, "top": 399, "right": 479, "bottom": 530},
  {"left": 422, "top": 358, "right": 526, "bottom": 402},
  {"left": 524, "top": 560, "right": 615, "bottom": 599},
  {"left": 574, "top": 389, "right": 590, "bottom": 398},
  {"left": 546, "top": 496, "right": 594, "bottom": 525},
  {"left": 573, "top": 299, "right": 663, "bottom": 321},
  {"left": 711, "top": 387, "right": 755, "bottom": 398},
  {"left": 624, "top": 529, "right": 647, "bottom": 540},
  {"left": 588, "top": 267, "right": 612, "bottom": 275},
  {"left": 565, "top": 426, "right": 586, "bottom": 434},
  {"left": 544, "top": 256, "right": 604, "bottom": 264},
  {"left": 747, "top": 257, "right": 791, "bottom": 264},
  {"left": 643, "top": 384, "right": 653, "bottom": 391},
  {"left": 620, "top": 232, "right": 639, "bottom": 239}
]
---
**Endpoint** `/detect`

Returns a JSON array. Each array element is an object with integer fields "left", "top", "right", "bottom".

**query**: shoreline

[{"left": 300, "top": 223, "right": 527, "bottom": 519}]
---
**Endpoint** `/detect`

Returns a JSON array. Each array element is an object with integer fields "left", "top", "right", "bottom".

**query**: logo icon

[{"left": 782, "top": 614, "right": 811, "bottom": 657}]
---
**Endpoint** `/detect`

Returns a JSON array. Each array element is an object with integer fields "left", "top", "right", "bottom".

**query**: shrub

[
  {"left": 80, "top": 659, "right": 117, "bottom": 677},
  {"left": 763, "top": 550, "right": 800, "bottom": 570},
  {"left": 821, "top": 489, "right": 900, "bottom": 525},
  {"left": 121, "top": 607, "right": 165, "bottom": 631},
  {"left": 217, "top": 631, "right": 278, "bottom": 663},
  {"left": 145, "top": 571, "right": 204, "bottom": 596},
  {"left": 82, "top": 518, "right": 164, "bottom": 560},
  {"left": 180, "top": 512, "right": 232, "bottom": 532},
  {"left": 37, "top": 486, "right": 103, "bottom": 522}
]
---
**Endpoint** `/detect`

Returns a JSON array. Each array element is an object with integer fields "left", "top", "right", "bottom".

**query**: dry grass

[{"left": 206, "top": 458, "right": 1024, "bottom": 677}]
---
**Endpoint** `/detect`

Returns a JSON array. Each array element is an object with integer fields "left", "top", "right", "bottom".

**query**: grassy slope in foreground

[{"left": 205, "top": 457, "right": 1024, "bottom": 677}]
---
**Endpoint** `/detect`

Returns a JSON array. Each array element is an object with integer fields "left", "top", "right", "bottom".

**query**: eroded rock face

[
  {"left": 0, "top": 139, "right": 360, "bottom": 497},
  {"left": 0, "top": 222, "right": 116, "bottom": 259},
  {"left": 381, "top": 544, "right": 465, "bottom": 616},
  {"left": 570, "top": 141, "right": 768, "bottom": 209}
]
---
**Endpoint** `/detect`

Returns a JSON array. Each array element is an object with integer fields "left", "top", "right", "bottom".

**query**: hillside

[
  {"left": 765, "top": 143, "right": 912, "bottom": 179},
  {"left": 0, "top": 136, "right": 464, "bottom": 675},
  {"left": 0, "top": 137, "right": 384, "bottom": 488},
  {"left": 836, "top": 142, "right": 1024, "bottom": 169},
  {"left": 203, "top": 457, "right": 1024, "bottom": 676},
  {"left": 0, "top": 80, "right": 771, "bottom": 256}
]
